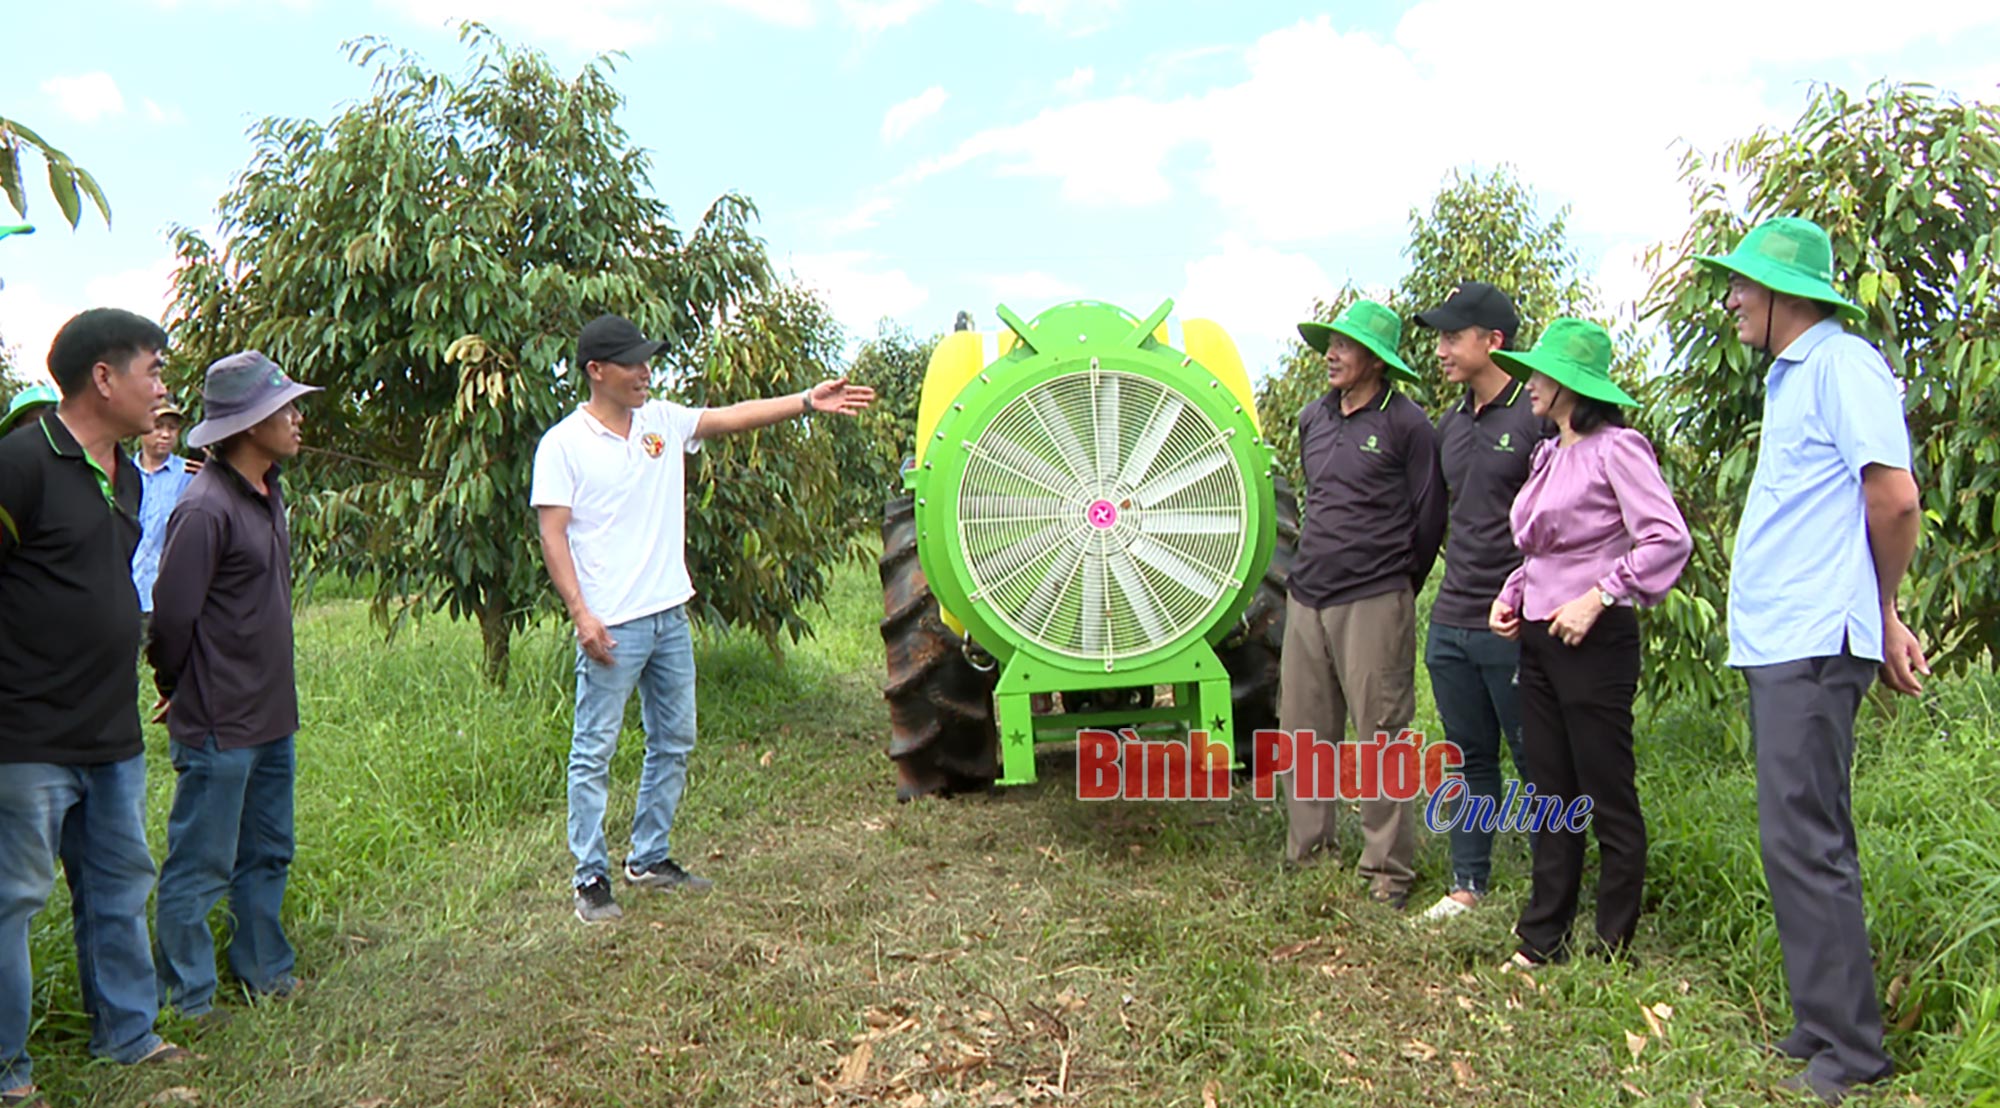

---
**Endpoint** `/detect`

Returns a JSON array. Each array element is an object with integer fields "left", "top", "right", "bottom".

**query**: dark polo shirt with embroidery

[
  {"left": 0, "top": 413, "right": 145, "bottom": 765},
  {"left": 1432, "top": 380, "right": 1556, "bottom": 629},
  {"left": 147, "top": 459, "right": 299, "bottom": 750},
  {"left": 1289, "top": 386, "right": 1447, "bottom": 610}
]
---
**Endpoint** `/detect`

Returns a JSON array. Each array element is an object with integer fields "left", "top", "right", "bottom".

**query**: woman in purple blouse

[{"left": 1486, "top": 318, "right": 1692, "bottom": 969}]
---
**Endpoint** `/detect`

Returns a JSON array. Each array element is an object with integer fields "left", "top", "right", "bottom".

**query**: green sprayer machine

[{"left": 881, "top": 299, "right": 1298, "bottom": 798}]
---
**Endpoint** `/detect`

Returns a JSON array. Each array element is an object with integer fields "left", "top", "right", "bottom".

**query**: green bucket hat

[
  {"left": 1298, "top": 300, "right": 1418, "bottom": 385},
  {"left": 0, "top": 382, "right": 59, "bottom": 438},
  {"left": 1693, "top": 216, "right": 1864, "bottom": 325},
  {"left": 1492, "top": 318, "right": 1637, "bottom": 408}
]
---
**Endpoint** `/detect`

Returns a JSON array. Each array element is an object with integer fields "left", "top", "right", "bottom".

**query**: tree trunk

[{"left": 478, "top": 598, "right": 511, "bottom": 688}]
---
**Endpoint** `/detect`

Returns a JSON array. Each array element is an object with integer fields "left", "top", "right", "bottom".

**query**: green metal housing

[{"left": 903, "top": 299, "right": 1276, "bottom": 786}]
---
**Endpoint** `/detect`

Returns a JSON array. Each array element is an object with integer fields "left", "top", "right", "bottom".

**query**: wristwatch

[
  {"left": 1598, "top": 587, "right": 1617, "bottom": 608},
  {"left": 801, "top": 390, "right": 814, "bottom": 416}
]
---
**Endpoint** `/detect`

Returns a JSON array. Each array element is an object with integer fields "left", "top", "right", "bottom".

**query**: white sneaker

[{"left": 1418, "top": 894, "right": 1477, "bottom": 922}]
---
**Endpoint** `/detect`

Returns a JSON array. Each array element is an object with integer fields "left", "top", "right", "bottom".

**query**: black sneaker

[
  {"left": 624, "top": 858, "right": 715, "bottom": 894},
  {"left": 573, "top": 876, "right": 623, "bottom": 923}
]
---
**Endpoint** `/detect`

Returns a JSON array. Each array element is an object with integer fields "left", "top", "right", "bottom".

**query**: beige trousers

[{"left": 1279, "top": 588, "right": 1418, "bottom": 896}]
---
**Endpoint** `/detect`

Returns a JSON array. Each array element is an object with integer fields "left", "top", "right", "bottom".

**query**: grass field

[{"left": 21, "top": 560, "right": 2000, "bottom": 1107}]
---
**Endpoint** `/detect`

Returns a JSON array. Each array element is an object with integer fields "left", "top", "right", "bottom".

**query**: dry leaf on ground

[
  {"left": 1268, "top": 936, "right": 1324, "bottom": 961},
  {"left": 1641, "top": 1001, "right": 1669, "bottom": 1040},
  {"left": 836, "top": 1041, "right": 873, "bottom": 1087}
]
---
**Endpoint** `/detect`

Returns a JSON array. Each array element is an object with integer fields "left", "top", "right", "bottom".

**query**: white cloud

[
  {"left": 1594, "top": 241, "right": 1660, "bottom": 324},
  {"left": 142, "top": 99, "right": 187, "bottom": 126},
  {"left": 903, "top": 94, "right": 1184, "bottom": 205},
  {"left": 41, "top": 72, "right": 126, "bottom": 124},
  {"left": 0, "top": 258, "right": 178, "bottom": 386},
  {"left": 382, "top": 0, "right": 818, "bottom": 51},
  {"left": 787, "top": 251, "right": 929, "bottom": 336},
  {"left": 388, "top": 0, "right": 666, "bottom": 49},
  {"left": 826, "top": 195, "right": 897, "bottom": 235},
  {"left": 1009, "top": 0, "right": 1121, "bottom": 33},
  {"left": 909, "top": 4, "right": 2000, "bottom": 305},
  {"left": 1176, "top": 235, "right": 1336, "bottom": 374},
  {"left": 983, "top": 271, "right": 1082, "bottom": 306},
  {"left": 881, "top": 86, "right": 949, "bottom": 144},
  {"left": 838, "top": 0, "right": 935, "bottom": 32},
  {"left": 713, "top": 0, "right": 816, "bottom": 27},
  {"left": 1054, "top": 66, "right": 1095, "bottom": 97}
]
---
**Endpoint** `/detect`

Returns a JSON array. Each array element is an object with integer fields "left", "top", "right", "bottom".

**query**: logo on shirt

[
  {"left": 641, "top": 432, "right": 667, "bottom": 459},
  {"left": 1360, "top": 434, "right": 1382, "bottom": 455},
  {"left": 1494, "top": 432, "right": 1515, "bottom": 453}
]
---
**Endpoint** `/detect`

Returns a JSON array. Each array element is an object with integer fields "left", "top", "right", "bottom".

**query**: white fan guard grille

[{"left": 955, "top": 368, "right": 1248, "bottom": 663}]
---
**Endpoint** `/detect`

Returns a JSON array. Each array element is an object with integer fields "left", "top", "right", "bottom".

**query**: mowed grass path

[{"left": 26, "top": 561, "right": 2000, "bottom": 1107}]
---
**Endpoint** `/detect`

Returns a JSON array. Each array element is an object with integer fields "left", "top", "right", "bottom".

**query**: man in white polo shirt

[{"left": 532, "top": 314, "right": 874, "bottom": 923}]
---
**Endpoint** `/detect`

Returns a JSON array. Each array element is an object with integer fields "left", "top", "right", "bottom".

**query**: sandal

[
  {"left": 2, "top": 1086, "right": 49, "bottom": 1108},
  {"left": 136, "top": 1040, "right": 194, "bottom": 1066},
  {"left": 1499, "top": 951, "right": 1543, "bottom": 973}
]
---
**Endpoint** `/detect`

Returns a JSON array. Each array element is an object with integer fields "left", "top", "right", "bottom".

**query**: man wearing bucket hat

[
  {"left": 1696, "top": 216, "right": 1922, "bottom": 1103},
  {"left": 148, "top": 351, "right": 321, "bottom": 1021},
  {"left": 131, "top": 398, "right": 201, "bottom": 637},
  {"left": 2, "top": 309, "right": 188, "bottom": 1108},
  {"left": 1281, "top": 300, "right": 1446, "bottom": 909},
  {"left": 1487, "top": 319, "right": 1689, "bottom": 971},
  {"left": 533, "top": 314, "right": 874, "bottom": 923},
  {"left": 1409, "top": 282, "right": 1548, "bottom": 923}
]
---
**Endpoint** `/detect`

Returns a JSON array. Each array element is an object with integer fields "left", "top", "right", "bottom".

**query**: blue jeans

[
  {"left": 0, "top": 755, "right": 164, "bottom": 1089},
  {"left": 1424, "top": 623, "right": 1528, "bottom": 895},
  {"left": 568, "top": 606, "right": 697, "bottom": 885},
  {"left": 154, "top": 735, "right": 297, "bottom": 1016}
]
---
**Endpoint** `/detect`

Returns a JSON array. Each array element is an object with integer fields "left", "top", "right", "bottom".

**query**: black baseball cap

[
  {"left": 1413, "top": 282, "right": 1521, "bottom": 341},
  {"left": 576, "top": 314, "right": 668, "bottom": 370}
]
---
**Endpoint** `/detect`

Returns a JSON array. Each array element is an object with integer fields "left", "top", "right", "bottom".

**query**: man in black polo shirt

[
  {"left": 1410, "top": 283, "right": 1552, "bottom": 923},
  {"left": 1283, "top": 299, "right": 1447, "bottom": 910},
  {"left": 1, "top": 309, "right": 188, "bottom": 1108}
]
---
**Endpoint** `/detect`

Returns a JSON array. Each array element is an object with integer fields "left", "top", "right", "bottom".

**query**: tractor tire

[
  {"left": 1216, "top": 475, "right": 1299, "bottom": 753},
  {"left": 880, "top": 494, "right": 1001, "bottom": 800}
]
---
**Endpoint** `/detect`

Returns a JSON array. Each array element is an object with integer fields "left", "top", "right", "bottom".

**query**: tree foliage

[
  {"left": 1256, "top": 166, "right": 1610, "bottom": 495},
  {"left": 843, "top": 318, "right": 938, "bottom": 518},
  {"left": 0, "top": 115, "right": 111, "bottom": 228},
  {"left": 166, "top": 23, "right": 851, "bottom": 683},
  {"left": 1642, "top": 81, "right": 2000, "bottom": 712}
]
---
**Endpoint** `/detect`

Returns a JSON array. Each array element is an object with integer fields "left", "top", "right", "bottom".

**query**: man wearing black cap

[
  {"left": 533, "top": 314, "right": 874, "bottom": 923},
  {"left": 1411, "top": 282, "right": 1550, "bottom": 923}
]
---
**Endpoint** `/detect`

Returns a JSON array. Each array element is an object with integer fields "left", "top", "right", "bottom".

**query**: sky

[{"left": 4, "top": 0, "right": 1999, "bottom": 385}]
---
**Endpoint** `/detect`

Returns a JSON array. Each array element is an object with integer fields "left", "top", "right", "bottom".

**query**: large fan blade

[
  {"left": 1025, "top": 390, "right": 1093, "bottom": 486},
  {"left": 1093, "top": 373, "right": 1121, "bottom": 485},
  {"left": 1119, "top": 393, "right": 1183, "bottom": 487},
  {"left": 1106, "top": 552, "right": 1169, "bottom": 644},
  {"left": 1137, "top": 509, "right": 1240, "bottom": 535},
  {"left": 1133, "top": 447, "right": 1229, "bottom": 507},
  {"left": 1128, "top": 534, "right": 1230, "bottom": 599},
  {"left": 971, "top": 435, "right": 1078, "bottom": 499}
]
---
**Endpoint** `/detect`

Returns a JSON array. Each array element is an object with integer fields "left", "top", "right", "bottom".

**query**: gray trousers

[{"left": 1746, "top": 653, "right": 1894, "bottom": 1087}]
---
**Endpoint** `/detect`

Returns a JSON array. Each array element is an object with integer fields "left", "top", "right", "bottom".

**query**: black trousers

[{"left": 1513, "top": 607, "right": 1644, "bottom": 962}]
